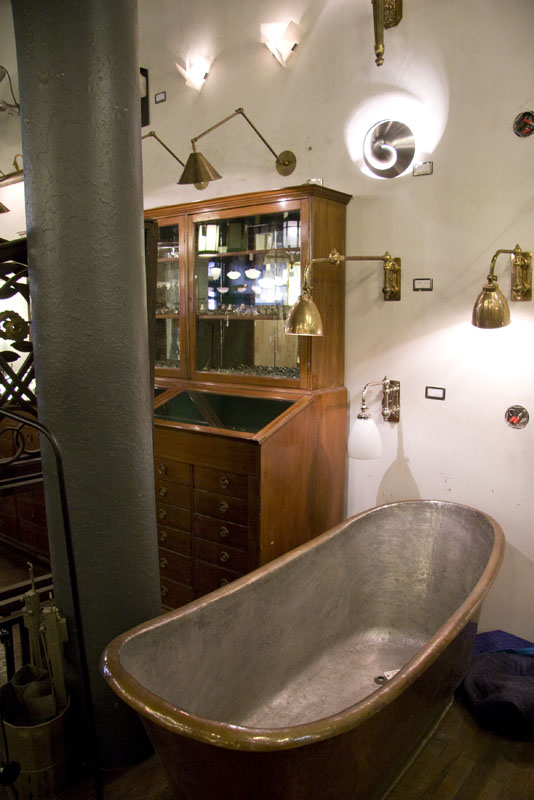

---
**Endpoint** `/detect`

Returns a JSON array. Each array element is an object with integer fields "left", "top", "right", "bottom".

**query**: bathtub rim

[{"left": 100, "top": 499, "right": 505, "bottom": 752}]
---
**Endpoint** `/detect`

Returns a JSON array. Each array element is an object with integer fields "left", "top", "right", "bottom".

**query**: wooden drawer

[
  {"left": 193, "top": 490, "right": 248, "bottom": 526},
  {"left": 155, "top": 479, "right": 191, "bottom": 508},
  {"left": 160, "top": 577, "right": 195, "bottom": 608},
  {"left": 194, "top": 539, "right": 250, "bottom": 573},
  {"left": 158, "top": 526, "right": 192, "bottom": 555},
  {"left": 0, "top": 512, "right": 18, "bottom": 538},
  {"left": 17, "top": 494, "right": 47, "bottom": 527},
  {"left": 18, "top": 518, "right": 49, "bottom": 556},
  {"left": 0, "top": 495, "right": 17, "bottom": 518},
  {"left": 195, "top": 560, "right": 243, "bottom": 594},
  {"left": 156, "top": 502, "right": 192, "bottom": 531},
  {"left": 158, "top": 547, "right": 193, "bottom": 585},
  {"left": 194, "top": 466, "right": 248, "bottom": 499},
  {"left": 154, "top": 457, "right": 191, "bottom": 485},
  {"left": 193, "top": 514, "right": 249, "bottom": 551}
]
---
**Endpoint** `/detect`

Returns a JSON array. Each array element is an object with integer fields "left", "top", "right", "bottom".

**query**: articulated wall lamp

[
  {"left": 285, "top": 248, "right": 401, "bottom": 336},
  {"left": 141, "top": 130, "right": 185, "bottom": 172},
  {"left": 372, "top": 0, "right": 403, "bottom": 66},
  {"left": 348, "top": 377, "right": 401, "bottom": 460},
  {"left": 472, "top": 244, "right": 532, "bottom": 328},
  {"left": 178, "top": 107, "right": 296, "bottom": 190},
  {"left": 0, "top": 155, "right": 24, "bottom": 187}
]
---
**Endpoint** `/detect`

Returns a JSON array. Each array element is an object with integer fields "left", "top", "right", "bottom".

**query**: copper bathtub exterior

[{"left": 101, "top": 500, "right": 505, "bottom": 800}]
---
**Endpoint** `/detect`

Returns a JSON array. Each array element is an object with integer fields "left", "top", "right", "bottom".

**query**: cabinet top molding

[{"left": 145, "top": 184, "right": 352, "bottom": 221}]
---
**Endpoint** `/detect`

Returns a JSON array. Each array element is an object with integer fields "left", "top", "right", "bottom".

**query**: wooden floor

[{"left": 1, "top": 543, "right": 533, "bottom": 799}]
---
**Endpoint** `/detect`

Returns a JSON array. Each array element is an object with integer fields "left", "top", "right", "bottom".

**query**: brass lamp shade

[
  {"left": 472, "top": 278, "right": 511, "bottom": 328},
  {"left": 178, "top": 151, "right": 222, "bottom": 185},
  {"left": 285, "top": 293, "right": 324, "bottom": 336}
]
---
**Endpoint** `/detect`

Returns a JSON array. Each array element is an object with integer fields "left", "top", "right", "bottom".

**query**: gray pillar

[{"left": 12, "top": 0, "right": 161, "bottom": 767}]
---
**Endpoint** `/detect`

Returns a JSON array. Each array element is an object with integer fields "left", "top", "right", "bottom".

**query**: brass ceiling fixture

[
  {"left": 285, "top": 248, "right": 401, "bottom": 336},
  {"left": 372, "top": 0, "right": 403, "bottom": 67},
  {"left": 141, "top": 130, "right": 185, "bottom": 172},
  {"left": 472, "top": 244, "right": 532, "bottom": 328},
  {"left": 178, "top": 107, "right": 296, "bottom": 190},
  {"left": 0, "top": 155, "right": 24, "bottom": 187}
]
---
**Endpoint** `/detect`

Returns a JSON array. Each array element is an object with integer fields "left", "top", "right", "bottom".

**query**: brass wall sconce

[
  {"left": 472, "top": 244, "right": 532, "bottom": 328},
  {"left": 178, "top": 107, "right": 296, "bottom": 190},
  {"left": 285, "top": 248, "right": 401, "bottom": 336},
  {"left": 0, "top": 202, "right": 9, "bottom": 213},
  {"left": 348, "top": 376, "right": 401, "bottom": 460},
  {"left": 372, "top": 0, "right": 403, "bottom": 67},
  {"left": 0, "top": 155, "right": 24, "bottom": 187},
  {"left": 141, "top": 131, "right": 185, "bottom": 172}
]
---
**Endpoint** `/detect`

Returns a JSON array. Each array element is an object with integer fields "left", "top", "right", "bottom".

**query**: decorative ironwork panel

[{"left": 0, "top": 238, "right": 37, "bottom": 411}]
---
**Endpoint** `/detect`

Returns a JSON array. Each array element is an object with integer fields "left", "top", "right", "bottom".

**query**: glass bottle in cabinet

[
  {"left": 194, "top": 209, "right": 302, "bottom": 380},
  {"left": 156, "top": 223, "right": 181, "bottom": 370}
]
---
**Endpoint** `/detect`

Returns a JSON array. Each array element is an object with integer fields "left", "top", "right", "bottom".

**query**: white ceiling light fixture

[
  {"left": 176, "top": 54, "right": 211, "bottom": 92},
  {"left": 260, "top": 22, "right": 301, "bottom": 67}
]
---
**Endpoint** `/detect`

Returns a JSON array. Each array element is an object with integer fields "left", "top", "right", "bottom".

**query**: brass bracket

[
  {"left": 511, "top": 244, "right": 532, "bottom": 301},
  {"left": 382, "top": 378, "right": 400, "bottom": 423},
  {"left": 383, "top": 254, "right": 401, "bottom": 301},
  {"left": 372, "top": 0, "right": 403, "bottom": 66},
  {"left": 384, "top": 0, "right": 403, "bottom": 28}
]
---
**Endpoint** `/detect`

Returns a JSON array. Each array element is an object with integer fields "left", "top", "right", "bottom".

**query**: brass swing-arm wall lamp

[
  {"left": 141, "top": 130, "right": 185, "bottom": 168},
  {"left": 472, "top": 244, "right": 532, "bottom": 328},
  {"left": 372, "top": 0, "right": 403, "bottom": 67},
  {"left": 285, "top": 248, "right": 401, "bottom": 336},
  {"left": 178, "top": 107, "right": 297, "bottom": 189},
  {"left": 0, "top": 154, "right": 24, "bottom": 187}
]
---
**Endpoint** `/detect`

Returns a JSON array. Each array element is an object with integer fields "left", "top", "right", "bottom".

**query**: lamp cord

[{"left": 0, "top": 66, "right": 20, "bottom": 110}]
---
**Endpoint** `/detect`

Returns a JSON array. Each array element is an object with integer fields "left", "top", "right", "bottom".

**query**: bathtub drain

[{"left": 374, "top": 669, "right": 400, "bottom": 685}]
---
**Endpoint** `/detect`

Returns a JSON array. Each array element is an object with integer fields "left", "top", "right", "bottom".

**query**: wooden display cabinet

[{"left": 147, "top": 185, "right": 352, "bottom": 608}]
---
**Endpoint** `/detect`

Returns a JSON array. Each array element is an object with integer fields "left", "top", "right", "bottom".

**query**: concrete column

[{"left": 12, "top": 0, "right": 161, "bottom": 766}]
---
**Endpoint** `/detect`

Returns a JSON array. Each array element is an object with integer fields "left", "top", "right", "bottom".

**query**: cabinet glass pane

[
  {"left": 194, "top": 210, "right": 301, "bottom": 380},
  {"left": 154, "top": 390, "right": 295, "bottom": 434},
  {"left": 156, "top": 224, "right": 181, "bottom": 369}
]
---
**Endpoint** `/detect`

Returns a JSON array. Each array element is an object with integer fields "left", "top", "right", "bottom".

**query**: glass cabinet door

[
  {"left": 193, "top": 209, "right": 302, "bottom": 381},
  {"left": 156, "top": 223, "right": 181, "bottom": 370}
]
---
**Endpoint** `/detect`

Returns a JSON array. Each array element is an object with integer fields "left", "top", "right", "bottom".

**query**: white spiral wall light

[{"left": 363, "top": 119, "right": 415, "bottom": 179}]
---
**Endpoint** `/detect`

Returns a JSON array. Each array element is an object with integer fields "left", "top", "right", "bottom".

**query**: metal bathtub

[{"left": 101, "top": 500, "right": 505, "bottom": 800}]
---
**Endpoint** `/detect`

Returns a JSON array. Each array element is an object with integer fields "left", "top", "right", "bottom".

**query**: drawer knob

[
  {"left": 219, "top": 500, "right": 229, "bottom": 514},
  {"left": 219, "top": 476, "right": 230, "bottom": 489},
  {"left": 219, "top": 526, "right": 229, "bottom": 539},
  {"left": 158, "top": 486, "right": 167, "bottom": 497},
  {"left": 158, "top": 508, "right": 167, "bottom": 520},
  {"left": 220, "top": 578, "right": 229, "bottom": 587},
  {"left": 219, "top": 551, "right": 230, "bottom": 564},
  {"left": 161, "top": 586, "right": 169, "bottom": 598},
  {"left": 159, "top": 530, "right": 168, "bottom": 543},
  {"left": 157, "top": 463, "right": 167, "bottom": 476},
  {"left": 160, "top": 557, "right": 168, "bottom": 569}
]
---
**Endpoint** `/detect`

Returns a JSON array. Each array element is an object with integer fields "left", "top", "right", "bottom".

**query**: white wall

[{"left": 2, "top": 0, "right": 533, "bottom": 637}]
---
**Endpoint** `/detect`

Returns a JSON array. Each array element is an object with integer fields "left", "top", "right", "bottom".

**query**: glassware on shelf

[{"left": 194, "top": 209, "right": 301, "bottom": 380}]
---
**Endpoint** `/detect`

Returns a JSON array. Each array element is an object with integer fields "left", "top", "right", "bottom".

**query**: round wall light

[{"left": 363, "top": 119, "right": 415, "bottom": 178}]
